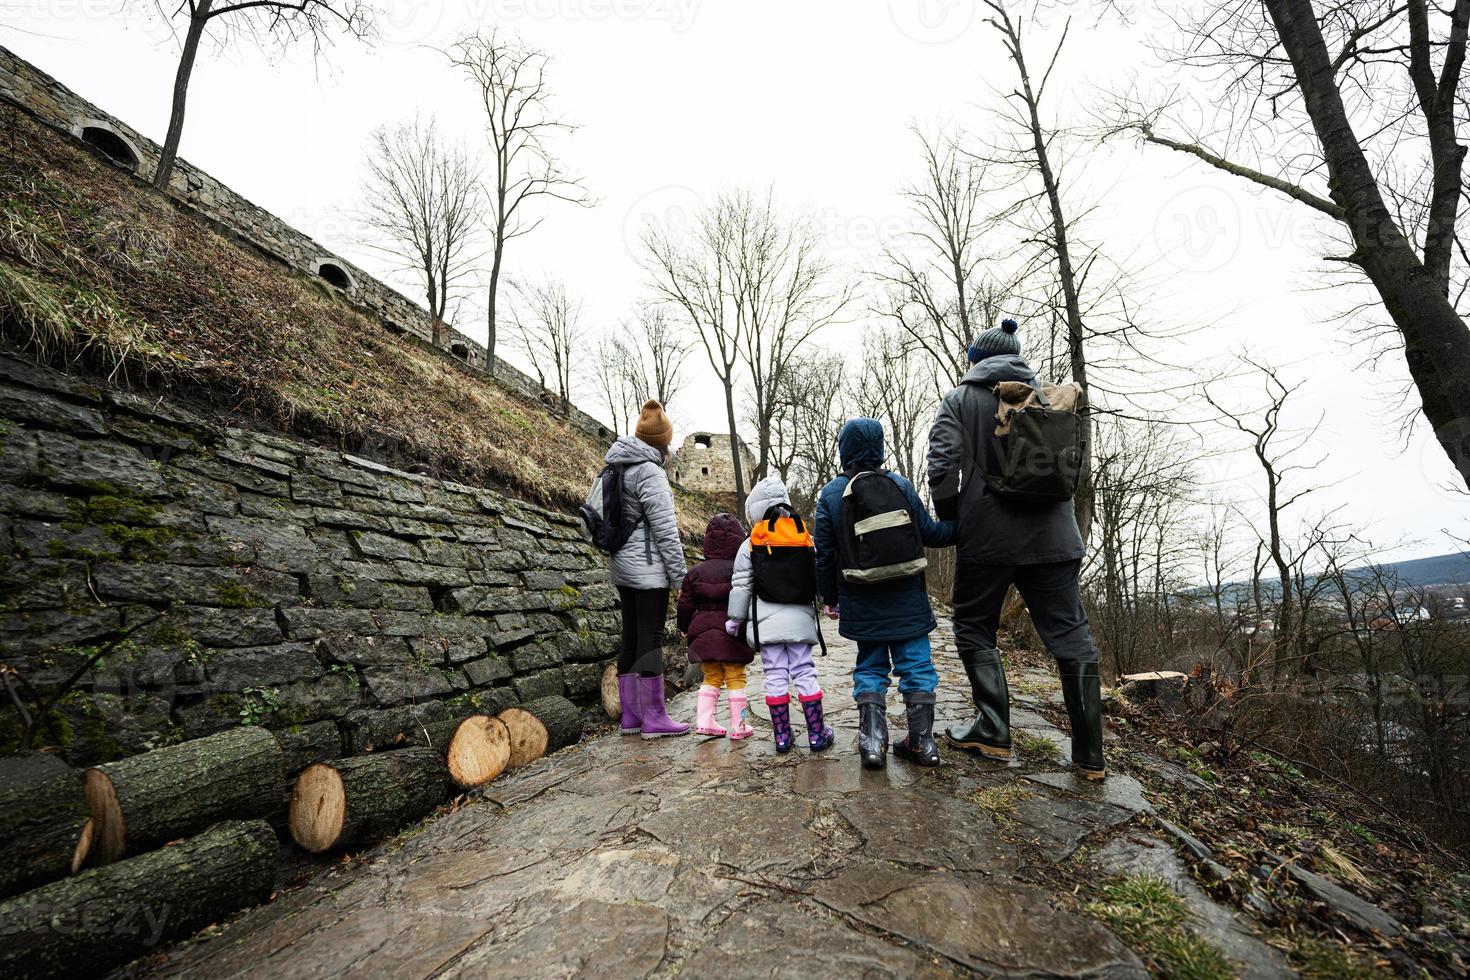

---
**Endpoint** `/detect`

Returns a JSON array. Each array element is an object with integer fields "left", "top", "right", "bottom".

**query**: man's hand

[{"left": 822, "top": 605, "right": 839, "bottom": 620}]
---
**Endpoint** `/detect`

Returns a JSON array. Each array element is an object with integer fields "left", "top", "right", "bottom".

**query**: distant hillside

[
  {"left": 0, "top": 107, "right": 722, "bottom": 540},
  {"left": 1359, "top": 552, "right": 1470, "bottom": 589}
]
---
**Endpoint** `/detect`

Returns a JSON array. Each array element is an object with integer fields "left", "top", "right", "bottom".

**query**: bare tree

[
  {"left": 588, "top": 330, "right": 642, "bottom": 436},
  {"left": 359, "top": 117, "right": 482, "bottom": 328},
  {"left": 448, "top": 29, "right": 591, "bottom": 370},
  {"left": 642, "top": 190, "right": 848, "bottom": 507},
  {"left": 509, "top": 276, "right": 580, "bottom": 414},
  {"left": 625, "top": 306, "right": 693, "bottom": 411},
  {"left": 1204, "top": 357, "right": 1327, "bottom": 674},
  {"left": 855, "top": 328, "right": 933, "bottom": 486},
  {"left": 1105, "top": 0, "right": 1470, "bottom": 490},
  {"left": 766, "top": 349, "right": 848, "bottom": 511},
  {"left": 146, "top": 0, "right": 374, "bottom": 190}
]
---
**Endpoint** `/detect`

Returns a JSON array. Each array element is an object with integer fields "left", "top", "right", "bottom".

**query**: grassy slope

[{"left": 0, "top": 106, "right": 719, "bottom": 540}]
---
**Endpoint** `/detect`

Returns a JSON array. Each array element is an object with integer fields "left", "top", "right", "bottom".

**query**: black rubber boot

[
  {"left": 893, "top": 692, "right": 940, "bottom": 768},
  {"left": 944, "top": 647, "right": 1011, "bottom": 759},
  {"left": 1059, "top": 661, "right": 1106, "bottom": 780},
  {"left": 856, "top": 692, "right": 888, "bottom": 770}
]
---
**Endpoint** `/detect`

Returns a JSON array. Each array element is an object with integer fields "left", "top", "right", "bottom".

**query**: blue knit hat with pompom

[{"left": 968, "top": 318, "right": 1022, "bottom": 363}]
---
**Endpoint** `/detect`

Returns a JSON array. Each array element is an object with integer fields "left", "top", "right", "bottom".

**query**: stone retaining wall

[
  {"left": 0, "top": 351, "right": 620, "bottom": 768},
  {"left": 0, "top": 45, "right": 613, "bottom": 443}
]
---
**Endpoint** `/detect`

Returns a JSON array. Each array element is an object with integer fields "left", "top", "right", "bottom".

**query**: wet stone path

[{"left": 147, "top": 627, "right": 1288, "bottom": 979}]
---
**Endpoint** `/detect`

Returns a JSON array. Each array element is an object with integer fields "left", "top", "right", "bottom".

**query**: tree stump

[
  {"left": 518, "top": 695, "right": 583, "bottom": 753},
  {"left": 288, "top": 747, "right": 448, "bottom": 853},
  {"left": 0, "top": 753, "right": 91, "bottom": 898},
  {"left": 0, "top": 819, "right": 276, "bottom": 980},
  {"left": 83, "top": 727, "right": 284, "bottom": 866},
  {"left": 601, "top": 663, "right": 620, "bottom": 720}
]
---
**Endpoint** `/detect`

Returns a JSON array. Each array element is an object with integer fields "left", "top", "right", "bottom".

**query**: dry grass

[{"left": 0, "top": 107, "right": 721, "bottom": 537}]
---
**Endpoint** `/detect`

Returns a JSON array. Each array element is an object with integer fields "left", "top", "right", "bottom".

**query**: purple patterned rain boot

[
  {"left": 799, "top": 692, "right": 835, "bottom": 752},
  {"left": 767, "top": 695, "right": 795, "bottom": 753},
  {"left": 617, "top": 673, "right": 641, "bottom": 735},
  {"left": 636, "top": 675, "right": 690, "bottom": 739}
]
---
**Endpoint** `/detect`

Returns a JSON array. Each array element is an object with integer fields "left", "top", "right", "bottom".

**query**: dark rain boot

[
  {"left": 799, "top": 693, "right": 834, "bottom": 752},
  {"left": 893, "top": 692, "right": 940, "bottom": 768},
  {"left": 945, "top": 647, "right": 1012, "bottom": 759},
  {"left": 768, "top": 696, "right": 795, "bottom": 754},
  {"left": 1059, "top": 661, "right": 1107, "bottom": 780},
  {"left": 856, "top": 692, "right": 888, "bottom": 770}
]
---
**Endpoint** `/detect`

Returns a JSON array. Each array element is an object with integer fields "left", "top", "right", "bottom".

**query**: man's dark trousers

[{"left": 953, "top": 559, "right": 1100, "bottom": 663}]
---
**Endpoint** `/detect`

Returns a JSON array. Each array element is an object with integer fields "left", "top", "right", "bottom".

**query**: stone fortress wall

[
  {"left": 0, "top": 45, "right": 614, "bottom": 442},
  {"left": 0, "top": 351, "right": 620, "bottom": 766}
]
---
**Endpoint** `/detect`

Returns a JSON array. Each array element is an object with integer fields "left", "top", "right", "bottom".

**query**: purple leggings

[{"left": 760, "top": 643, "right": 821, "bottom": 700}]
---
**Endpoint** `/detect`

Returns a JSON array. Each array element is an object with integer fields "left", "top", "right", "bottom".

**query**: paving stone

[
  {"left": 816, "top": 864, "right": 1147, "bottom": 978},
  {"left": 1097, "top": 836, "right": 1297, "bottom": 979},
  {"left": 839, "top": 787, "right": 1025, "bottom": 873}
]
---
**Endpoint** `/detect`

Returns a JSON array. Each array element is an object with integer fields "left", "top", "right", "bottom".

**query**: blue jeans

[{"left": 853, "top": 636, "right": 938, "bottom": 698}]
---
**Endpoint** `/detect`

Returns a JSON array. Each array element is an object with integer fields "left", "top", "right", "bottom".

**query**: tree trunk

[
  {"left": 1265, "top": 0, "right": 1470, "bottom": 490},
  {"left": 496, "top": 706, "right": 548, "bottom": 768},
  {"left": 722, "top": 379, "right": 747, "bottom": 514},
  {"left": 517, "top": 695, "right": 583, "bottom": 753},
  {"left": 0, "top": 753, "right": 90, "bottom": 899},
  {"left": 288, "top": 747, "right": 448, "bottom": 853},
  {"left": 83, "top": 727, "right": 283, "bottom": 866},
  {"left": 487, "top": 235, "right": 505, "bottom": 371},
  {"left": 152, "top": 1, "right": 212, "bottom": 191},
  {"left": 0, "top": 819, "right": 276, "bottom": 980}
]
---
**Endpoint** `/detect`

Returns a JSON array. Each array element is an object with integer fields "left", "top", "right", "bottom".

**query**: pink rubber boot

[
  {"left": 695, "top": 686, "right": 727, "bottom": 736},
  {"left": 726, "top": 689, "right": 754, "bottom": 740}
]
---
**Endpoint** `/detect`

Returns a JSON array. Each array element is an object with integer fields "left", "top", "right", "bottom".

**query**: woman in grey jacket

[{"left": 608, "top": 401, "right": 689, "bottom": 738}]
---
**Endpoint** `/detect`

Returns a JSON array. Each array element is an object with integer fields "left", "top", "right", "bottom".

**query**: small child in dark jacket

[
  {"left": 814, "top": 418, "right": 954, "bottom": 770},
  {"left": 677, "top": 513, "right": 756, "bottom": 738}
]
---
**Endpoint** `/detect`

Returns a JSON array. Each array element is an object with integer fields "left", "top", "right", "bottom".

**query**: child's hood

[
  {"left": 745, "top": 476, "right": 792, "bottom": 525},
  {"left": 702, "top": 512, "right": 745, "bottom": 560},
  {"left": 838, "top": 417, "right": 885, "bottom": 471}
]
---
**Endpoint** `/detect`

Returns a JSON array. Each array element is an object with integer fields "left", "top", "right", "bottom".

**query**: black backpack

[
  {"left": 748, "top": 505, "right": 827, "bottom": 656},
  {"left": 967, "top": 382, "right": 1085, "bottom": 504},
  {"left": 838, "top": 469, "right": 927, "bottom": 584},
  {"left": 579, "top": 464, "right": 642, "bottom": 554}
]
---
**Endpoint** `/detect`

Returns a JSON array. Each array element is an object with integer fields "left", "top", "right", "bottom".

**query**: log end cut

[
  {"left": 496, "top": 707, "right": 549, "bottom": 769},
  {"left": 81, "top": 769, "right": 125, "bottom": 867},
  {"left": 601, "top": 663, "right": 620, "bottom": 720},
  {"left": 288, "top": 763, "right": 346, "bottom": 855},
  {"left": 445, "top": 715, "right": 510, "bottom": 789}
]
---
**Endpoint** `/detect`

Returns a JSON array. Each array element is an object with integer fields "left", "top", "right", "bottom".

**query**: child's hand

[
  {"left": 823, "top": 605, "right": 839, "bottom": 620},
  {"left": 724, "top": 619, "right": 742, "bottom": 636}
]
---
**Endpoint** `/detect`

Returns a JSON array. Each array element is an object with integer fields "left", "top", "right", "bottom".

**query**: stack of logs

[{"left": 0, "top": 696, "right": 581, "bottom": 978}]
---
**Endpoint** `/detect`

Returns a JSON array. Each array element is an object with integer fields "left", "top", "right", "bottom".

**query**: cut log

[
  {"left": 288, "top": 747, "right": 448, "bottom": 854},
  {"left": 0, "top": 819, "right": 276, "bottom": 980},
  {"left": 496, "top": 706, "right": 548, "bottom": 769},
  {"left": 419, "top": 715, "right": 510, "bottom": 788},
  {"left": 518, "top": 695, "right": 583, "bottom": 753},
  {"left": 601, "top": 662, "right": 620, "bottom": 720},
  {"left": 83, "top": 727, "right": 284, "bottom": 866},
  {"left": 0, "top": 753, "right": 90, "bottom": 898}
]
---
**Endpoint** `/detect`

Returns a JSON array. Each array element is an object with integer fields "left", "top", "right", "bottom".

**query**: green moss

[
  {"left": 1013, "top": 730, "right": 1061, "bottom": 759},
  {"left": 214, "top": 580, "right": 267, "bottom": 609},
  {"left": 1085, "top": 874, "right": 1232, "bottom": 980}
]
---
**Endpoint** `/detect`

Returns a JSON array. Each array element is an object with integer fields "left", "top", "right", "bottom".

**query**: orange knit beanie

[{"left": 635, "top": 399, "right": 673, "bottom": 450}]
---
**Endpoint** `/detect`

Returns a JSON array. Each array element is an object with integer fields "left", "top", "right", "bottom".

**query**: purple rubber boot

[
  {"left": 767, "top": 695, "right": 795, "bottom": 753},
  {"left": 799, "top": 692, "right": 834, "bottom": 752},
  {"left": 617, "top": 673, "right": 641, "bottom": 735},
  {"left": 636, "top": 675, "right": 690, "bottom": 739}
]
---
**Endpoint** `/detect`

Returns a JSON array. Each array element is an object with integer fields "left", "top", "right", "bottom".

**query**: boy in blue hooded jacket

[{"left": 814, "top": 418, "right": 954, "bottom": 769}]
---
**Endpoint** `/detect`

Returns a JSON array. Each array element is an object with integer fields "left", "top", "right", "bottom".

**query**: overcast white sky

[{"left": 5, "top": 0, "right": 1467, "bottom": 566}]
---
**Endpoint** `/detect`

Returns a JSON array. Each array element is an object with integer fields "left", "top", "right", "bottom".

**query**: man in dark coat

[
  {"left": 926, "top": 319, "right": 1107, "bottom": 780},
  {"left": 677, "top": 513, "right": 756, "bottom": 738},
  {"left": 814, "top": 418, "right": 954, "bottom": 769}
]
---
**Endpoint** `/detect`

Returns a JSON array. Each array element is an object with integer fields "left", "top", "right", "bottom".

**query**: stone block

[
  {"left": 173, "top": 454, "right": 287, "bottom": 496},
  {"left": 562, "top": 661, "right": 605, "bottom": 697},
  {"left": 92, "top": 562, "right": 299, "bottom": 607},
  {"left": 0, "top": 381, "right": 107, "bottom": 435},
  {"left": 273, "top": 720, "right": 341, "bottom": 772},
  {"left": 380, "top": 583, "right": 434, "bottom": 612},
  {"left": 352, "top": 530, "right": 423, "bottom": 562},
  {"left": 509, "top": 642, "right": 564, "bottom": 674},
  {"left": 206, "top": 642, "right": 324, "bottom": 688},
  {"left": 317, "top": 634, "right": 413, "bottom": 667},
  {"left": 363, "top": 666, "right": 464, "bottom": 706},
  {"left": 279, "top": 606, "right": 379, "bottom": 639},
  {"left": 464, "top": 655, "right": 512, "bottom": 687},
  {"left": 512, "top": 668, "right": 564, "bottom": 702},
  {"left": 35, "top": 432, "right": 165, "bottom": 496},
  {"left": 409, "top": 634, "right": 487, "bottom": 665},
  {"left": 0, "top": 428, "right": 38, "bottom": 482},
  {"left": 391, "top": 561, "right": 473, "bottom": 588},
  {"left": 305, "top": 573, "right": 385, "bottom": 609},
  {"left": 290, "top": 474, "right": 342, "bottom": 506},
  {"left": 162, "top": 606, "right": 283, "bottom": 648}
]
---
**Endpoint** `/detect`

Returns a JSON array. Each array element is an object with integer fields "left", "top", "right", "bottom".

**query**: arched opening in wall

[
  {"left": 450, "top": 343, "right": 470, "bottom": 361},
  {"left": 701, "top": 466, "right": 709, "bottom": 476},
  {"left": 695, "top": 435, "right": 712, "bottom": 449},
  {"left": 316, "top": 261, "right": 355, "bottom": 291},
  {"left": 598, "top": 427, "right": 609, "bottom": 439},
  {"left": 78, "top": 125, "right": 140, "bottom": 172}
]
